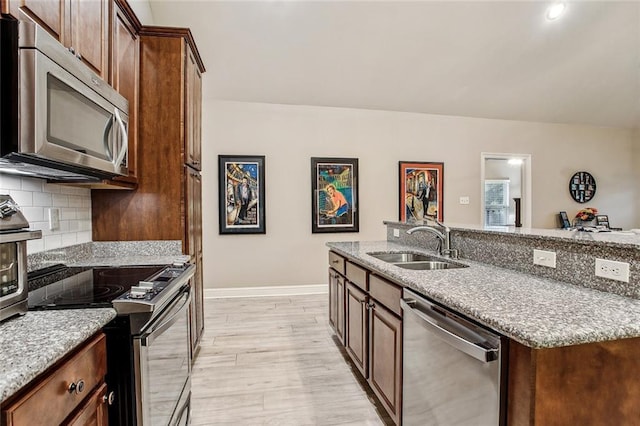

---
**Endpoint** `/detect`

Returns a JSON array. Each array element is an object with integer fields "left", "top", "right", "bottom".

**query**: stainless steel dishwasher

[{"left": 401, "top": 288, "right": 507, "bottom": 426}]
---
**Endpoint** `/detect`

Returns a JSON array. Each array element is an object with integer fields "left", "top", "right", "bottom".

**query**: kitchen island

[{"left": 327, "top": 229, "right": 640, "bottom": 425}]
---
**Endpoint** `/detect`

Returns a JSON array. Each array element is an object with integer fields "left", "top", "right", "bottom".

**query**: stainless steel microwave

[{"left": 0, "top": 16, "right": 129, "bottom": 181}]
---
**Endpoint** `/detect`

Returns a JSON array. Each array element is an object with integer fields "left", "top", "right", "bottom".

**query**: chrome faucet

[{"left": 406, "top": 221, "right": 458, "bottom": 259}]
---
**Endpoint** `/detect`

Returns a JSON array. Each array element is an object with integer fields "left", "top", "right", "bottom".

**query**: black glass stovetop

[{"left": 28, "top": 264, "right": 166, "bottom": 309}]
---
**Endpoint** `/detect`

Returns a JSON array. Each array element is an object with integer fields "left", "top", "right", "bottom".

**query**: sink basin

[
  {"left": 367, "top": 251, "right": 468, "bottom": 270},
  {"left": 395, "top": 261, "right": 467, "bottom": 270},
  {"left": 368, "top": 252, "right": 436, "bottom": 263}
]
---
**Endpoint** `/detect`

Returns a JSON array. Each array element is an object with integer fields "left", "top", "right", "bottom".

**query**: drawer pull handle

[
  {"left": 331, "top": 260, "right": 340, "bottom": 264},
  {"left": 103, "top": 391, "right": 115, "bottom": 405},
  {"left": 68, "top": 379, "right": 85, "bottom": 395}
]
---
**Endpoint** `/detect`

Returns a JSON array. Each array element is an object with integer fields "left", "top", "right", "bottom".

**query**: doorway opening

[{"left": 480, "top": 153, "right": 532, "bottom": 228}]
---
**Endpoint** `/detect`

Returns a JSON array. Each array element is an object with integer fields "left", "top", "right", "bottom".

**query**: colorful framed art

[
  {"left": 218, "top": 155, "right": 266, "bottom": 234},
  {"left": 311, "top": 157, "right": 359, "bottom": 233},
  {"left": 399, "top": 161, "right": 444, "bottom": 222}
]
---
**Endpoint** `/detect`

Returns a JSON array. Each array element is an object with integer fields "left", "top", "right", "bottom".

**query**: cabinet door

[
  {"left": 12, "top": 0, "right": 64, "bottom": 40},
  {"left": 65, "top": 382, "right": 108, "bottom": 426},
  {"left": 184, "top": 48, "right": 202, "bottom": 170},
  {"left": 328, "top": 269, "right": 345, "bottom": 343},
  {"left": 186, "top": 168, "right": 204, "bottom": 357},
  {"left": 68, "top": 0, "right": 109, "bottom": 79},
  {"left": 110, "top": 0, "right": 139, "bottom": 182},
  {"left": 345, "top": 282, "right": 368, "bottom": 378},
  {"left": 369, "top": 302, "right": 402, "bottom": 425}
]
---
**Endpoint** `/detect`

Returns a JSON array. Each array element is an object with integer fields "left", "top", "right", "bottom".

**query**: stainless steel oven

[
  {"left": 29, "top": 261, "right": 196, "bottom": 425},
  {"left": 134, "top": 286, "right": 192, "bottom": 426}
]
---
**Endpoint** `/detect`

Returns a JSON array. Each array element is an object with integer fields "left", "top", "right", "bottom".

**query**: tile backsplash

[{"left": 0, "top": 175, "right": 92, "bottom": 253}]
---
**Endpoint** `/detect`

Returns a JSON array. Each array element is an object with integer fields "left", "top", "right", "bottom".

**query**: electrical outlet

[
  {"left": 48, "top": 208, "right": 60, "bottom": 231},
  {"left": 459, "top": 196, "right": 470, "bottom": 205},
  {"left": 595, "top": 258, "right": 630, "bottom": 283},
  {"left": 533, "top": 249, "right": 556, "bottom": 268},
  {"left": 393, "top": 229, "right": 400, "bottom": 238}
]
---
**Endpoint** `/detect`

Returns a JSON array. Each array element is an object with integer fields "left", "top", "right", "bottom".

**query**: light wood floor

[{"left": 190, "top": 294, "right": 391, "bottom": 425}]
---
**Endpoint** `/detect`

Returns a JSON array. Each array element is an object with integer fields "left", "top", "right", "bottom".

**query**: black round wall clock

[{"left": 569, "top": 171, "right": 596, "bottom": 203}]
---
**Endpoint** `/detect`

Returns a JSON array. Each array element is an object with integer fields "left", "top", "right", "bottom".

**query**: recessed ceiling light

[{"left": 546, "top": 2, "right": 566, "bottom": 21}]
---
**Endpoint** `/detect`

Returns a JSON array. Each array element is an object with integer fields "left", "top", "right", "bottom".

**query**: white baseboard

[{"left": 204, "top": 284, "right": 328, "bottom": 299}]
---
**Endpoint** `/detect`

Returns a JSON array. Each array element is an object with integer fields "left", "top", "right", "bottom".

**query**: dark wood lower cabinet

[
  {"left": 345, "top": 282, "right": 369, "bottom": 378},
  {"left": 369, "top": 302, "right": 402, "bottom": 425},
  {"left": 66, "top": 382, "right": 109, "bottom": 426},
  {"left": 328, "top": 268, "right": 345, "bottom": 343}
]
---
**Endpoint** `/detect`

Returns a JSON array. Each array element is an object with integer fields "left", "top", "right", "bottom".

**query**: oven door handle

[{"left": 141, "top": 289, "right": 190, "bottom": 347}]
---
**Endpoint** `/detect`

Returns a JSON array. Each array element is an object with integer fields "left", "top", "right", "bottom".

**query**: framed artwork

[
  {"left": 311, "top": 157, "right": 359, "bottom": 233},
  {"left": 399, "top": 161, "right": 444, "bottom": 222},
  {"left": 218, "top": 155, "right": 266, "bottom": 234}
]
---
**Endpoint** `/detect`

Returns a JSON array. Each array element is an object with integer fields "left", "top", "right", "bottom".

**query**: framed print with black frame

[
  {"left": 399, "top": 161, "right": 444, "bottom": 222},
  {"left": 311, "top": 157, "right": 359, "bottom": 233},
  {"left": 218, "top": 155, "right": 266, "bottom": 234}
]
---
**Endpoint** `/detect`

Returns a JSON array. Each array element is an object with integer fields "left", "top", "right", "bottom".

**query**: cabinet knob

[
  {"left": 103, "top": 391, "right": 115, "bottom": 405},
  {"left": 68, "top": 379, "right": 85, "bottom": 394},
  {"left": 366, "top": 302, "right": 376, "bottom": 309},
  {"left": 68, "top": 47, "right": 75, "bottom": 55}
]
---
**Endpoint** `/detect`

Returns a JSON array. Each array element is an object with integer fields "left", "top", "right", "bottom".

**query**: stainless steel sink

[
  {"left": 367, "top": 251, "right": 468, "bottom": 270},
  {"left": 368, "top": 252, "right": 435, "bottom": 263},
  {"left": 395, "top": 261, "right": 466, "bottom": 270}
]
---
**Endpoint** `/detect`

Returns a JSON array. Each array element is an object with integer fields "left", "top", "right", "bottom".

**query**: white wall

[
  {"left": 202, "top": 100, "right": 638, "bottom": 289},
  {"left": 635, "top": 129, "right": 640, "bottom": 224},
  {"left": 0, "top": 175, "right": 92, "bottom": 253}
]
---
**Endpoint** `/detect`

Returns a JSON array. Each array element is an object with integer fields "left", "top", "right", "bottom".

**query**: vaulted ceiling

[{"left": 146, "top": 1, "right": 640, "bottom": 129}]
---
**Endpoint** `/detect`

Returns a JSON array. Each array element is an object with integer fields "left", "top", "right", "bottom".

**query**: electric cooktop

[{"left": 28, "top": 264, "right": 167, "bottom": 309}]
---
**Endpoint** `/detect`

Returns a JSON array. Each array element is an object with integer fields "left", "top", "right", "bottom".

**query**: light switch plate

[
  {"left": 459, "top": 196, "right": 470, "bottom": 205},
  {"left": 393, "top": 229, "right": 400, "bottom": 237},
  {"left": 533, "top": 249, "right": 556, "bottom": 268},
  {"left": 595, "top": 258, "right": 630, "bottom": 283}
]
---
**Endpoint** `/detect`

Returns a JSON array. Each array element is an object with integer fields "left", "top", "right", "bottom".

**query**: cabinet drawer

[
  {"left": 2, "top": 333, "right": 107, "bottom": 426},
  {"left": 346, "top": 262, "right": 368, "bottom": 291},
  {"left": 328, "top": 251, "right": 346, "bottom": 275},
  {"left": 370, "top": 275, "right": 402, "bottom": 317}
]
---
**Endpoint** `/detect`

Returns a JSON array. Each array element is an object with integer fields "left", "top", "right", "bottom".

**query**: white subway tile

[
  {"left": 0, "top": 174, "right": 23, "bottom": 191},
  {"left": 76, "top": 208, "right": 90, "bottom": 220},
  {"left": 27, "top": 238, "right": 45, "bottom": 254},
  {"left": 78, "top": 220, "right": 91, "bottom": 231},
  {"left": 77, "top": 231, "right": 92, "bottom": 244},
  {"left": 68, "top": 195, "right": 84, "bottom": 208},
  {"left": 32, "top": 192, "right": 53, "bottom": 206},
  {"left": 59, "top": 185, "right": 89, "bottom": 196},
  {"left": 31, "top": 221, "right": 53, "bottom": 236},
  {"left": 21, "top": 177, "right": 45, "bottom": 192},
  {"left": 52, "top": 193, "right": 69, "bottom": 207},
  {"left": 59, "top": 220, "right": 70, "bottom": 232},
  {"left": 43, "top": 183, "right": 62, "bottom": 194},
  {"left": 60, "top": 208, "right": 77, "bottom": 221},
  {"left": 44, "top": 234, "right": 63, "bottom": 250},
  {"left": 61, "top": 233, "right": 77, "bottom": 247},
  {"left": 67, "top": 220, "right": 79, "bottom": 232},
  {"left": 82, "top": 197, "right": 91, "bottom": 208},
  {"left": 21, "top": 206, "right": 44, "bottom": 222},
  {"left": 9, "top": 190, "right": 33, "bottom": 207}
]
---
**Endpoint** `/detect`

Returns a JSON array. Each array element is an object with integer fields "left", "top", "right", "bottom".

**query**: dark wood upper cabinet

[
  {"left": 91, "top": 26, "right": 205, "bottom": 242},
  {"left": 7, "top": 0, "right": 109, "bottom": 80},
  {"left": 110, "top": 0, "right": 140, "bottom": 183}
]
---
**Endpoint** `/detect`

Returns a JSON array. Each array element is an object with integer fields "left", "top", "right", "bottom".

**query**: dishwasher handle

[{"left": 401, "top": 298, "right": 499, "bottom": 363}]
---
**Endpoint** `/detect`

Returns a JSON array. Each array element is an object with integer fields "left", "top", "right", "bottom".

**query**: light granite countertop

[
  {"left": 68, "top": 254, "right": 190, "bottom": 267},
  {"left": 327, "top": 240, "right": 640, "bottom": 349},
  {"left": 0, "top": 308, "right": 117, "bottom": 403}
]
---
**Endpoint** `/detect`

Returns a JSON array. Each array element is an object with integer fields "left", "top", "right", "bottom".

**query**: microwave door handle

[
  {"left": 113, "top": 108, "right": 128, "bottom": 167},
  {"left": 103, "top": 119, "right": 115, "bottom": 159}
]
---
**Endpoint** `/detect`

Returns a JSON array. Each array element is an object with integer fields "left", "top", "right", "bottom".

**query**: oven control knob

[
  {"left": 172, "top": 261, "right": 186, "bottom": 268},
  {"left": 129, "top": 287, "right": 148, "bottom": 299},
  {"left": 138, "top": 281, "right": 155, "bottom": 290}
]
